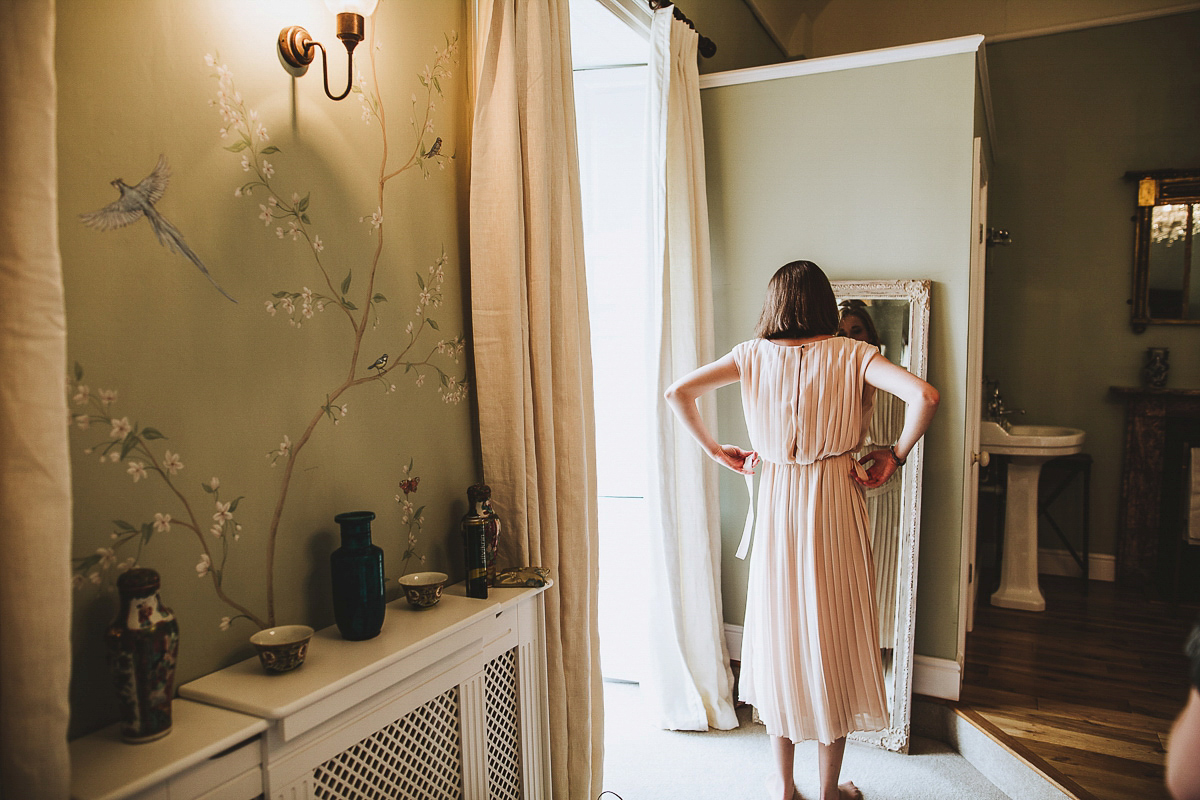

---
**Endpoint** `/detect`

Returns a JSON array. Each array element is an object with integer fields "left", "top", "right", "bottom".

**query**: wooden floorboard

[{"left": 961, "top": 573, "right": 1196, "bottom": 800}]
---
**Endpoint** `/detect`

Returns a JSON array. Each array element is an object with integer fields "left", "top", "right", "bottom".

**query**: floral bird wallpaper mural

[{"left": 59, "top": 0, "right": 475, "bottom": 737}]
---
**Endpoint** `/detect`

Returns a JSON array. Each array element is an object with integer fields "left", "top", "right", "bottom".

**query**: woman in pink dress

[{"left": 665, "top": 261, "right": 939, "bottom": 800}]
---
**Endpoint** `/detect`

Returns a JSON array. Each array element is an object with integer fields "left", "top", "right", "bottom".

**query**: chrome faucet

[{"left": 983, "top": 378, "right": 1024, "bottom": 432}]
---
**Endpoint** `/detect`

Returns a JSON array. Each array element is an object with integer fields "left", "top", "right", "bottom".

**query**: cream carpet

[{"left": 600, "top": 681, "right": 1012, "bottom": 800}]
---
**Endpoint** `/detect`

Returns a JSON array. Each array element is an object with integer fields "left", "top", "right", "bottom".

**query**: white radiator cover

[{"left": 180, "top": 584, "right": 551, "bottom": 800}]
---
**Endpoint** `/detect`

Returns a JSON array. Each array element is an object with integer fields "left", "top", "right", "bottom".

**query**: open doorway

[{"left": 569, "top": 0, "right": 652, "bottom": 683}]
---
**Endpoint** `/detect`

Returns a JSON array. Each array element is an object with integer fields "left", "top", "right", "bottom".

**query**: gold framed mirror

[{"left": 1126, "top": 168, "right": 1200, "bottom": 332}]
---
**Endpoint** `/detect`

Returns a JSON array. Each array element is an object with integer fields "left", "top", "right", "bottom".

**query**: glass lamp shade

[{"left": 325, "top": 0, "right": 379, "bottom": 15}]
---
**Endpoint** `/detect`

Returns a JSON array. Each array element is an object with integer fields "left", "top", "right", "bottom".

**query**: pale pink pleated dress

[{"left": 733, "top": 336, "right": 889, "bottom": 744}]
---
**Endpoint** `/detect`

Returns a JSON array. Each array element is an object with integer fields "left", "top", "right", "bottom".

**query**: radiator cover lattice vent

[
  {"left": 485, "top": 648, "right": 522, "bottom": 800},
  {"left": 311, "top": 687, "right": 463, "bottom": 800}
]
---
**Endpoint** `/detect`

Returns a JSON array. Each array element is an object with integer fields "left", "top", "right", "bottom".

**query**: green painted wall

[
  {"left": 701, "top": 51, "right": 979, "bottom": 661},
  {"left": 59, "top": 0, "right": 475, "bottom": 738},
  {"left": 984, "top": 13, "right": 1200, "bottom": 560}
]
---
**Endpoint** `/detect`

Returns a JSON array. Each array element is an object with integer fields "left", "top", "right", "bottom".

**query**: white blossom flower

[
  {"left": 279, "top": 434, "right": 291, "bottom": 456},
  {"left": 255, "top": 123, "right": 269, "bottom": 141},
  {"left": 108, "top": 452, "right": 120, "bottom": 463},
  {"left": 126, "top": 461, "right": 147, "bottom": 482},
  {"left": 74, "top": 415, "right": 91, "bottom": 430},
  {"left": 209, "top": 476, "right": 220, "bottom": 491},
  {"left": 340, "top": 404, "right": 348, "bottom": 417},
  {"left": 259, "top": 204, "right": 272, "bottom": 225},
  {"left": 99, "top": 389, "right": 117, "bottom": 406},
  {"left": 153, "top": 513, "right": 172, "bottom": 533},
  {"left": 118, "top": 557, "right": 136, "bottom": 572},
  {"left": 241, "top": 154, "right": 252, "bottom": 172},
  {"left": 163, "top": 450, "right": 184, "bottom": 475},
  {"left": 196, "top": 554, "right": 212, "bottom": 577},
  {"left": 265, "top": 300, "right": 277, "bottom": 316},
  {"left": 415, "top": 374, "right": 425, "bottom": 387},
  {"left": 110, "top": 417, "right": 132, "bottom": 440},
  {"left": 312, "top": 236, "right": 323, "bottom": 253},
  {"left": 234, "top": 187, "right": 243, "bottom": 197},
  {"left": 281, "top": 296, "right": 295, "bottom": 315},
  {"left": 302, "top": 303, "right": 313, "bottom": 320},
  {"left": 261, "top": 160, "right": 275, "bottom": 178},
  {"left": 72, "top": 573, "right": 85, "bottom": 590},
  {"left": 204, "top": 53, "right": 216, "bottom": 67},
  {"left": 287, "top": 221, "right": 300, "bottom": 241},
  {"left": 268, "top": 196, "right": 278, "bottom": 207},
  {"left": 213, "top": 500, "right": 233, "bottom": 524},
  {"left": 210, "top": 523, "right": 224, "bottom": 538},
  {"left": 72, "top": 384, "right": 90, "bottom": 405},
  {"left": 89, "top": 571, "right": 103, "bottom": 585},
  {"left": 219, "top": 616, "right": 232, "bottom": 631},
  {"left": 405, "top": 321, "right": 414, "bottom": 335},
  {"left": 389, "top": 384, "right": 396, "bottom": 393},
  {"left": 418, "top": 289, "right": 432, "bottom": 308},
  {"left": 96, "top": 547, "right": 117, "bottom": 569},
  {"left": 291, "top": 192, "right": 301, "bottom": 205}
]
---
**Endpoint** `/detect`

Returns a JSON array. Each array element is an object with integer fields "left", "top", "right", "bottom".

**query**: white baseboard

[
  {"left": 1038, "top": 547, "right": 1115, "bottom": 581},
  {"left": 725, "top": 624, "right": 743, "bottom": 661},
  {"left": 728, "top": 625, "right": 963, "bottom": 701},
  {"left": 913, "top": 655, "right": 961, "bottom": 701}
]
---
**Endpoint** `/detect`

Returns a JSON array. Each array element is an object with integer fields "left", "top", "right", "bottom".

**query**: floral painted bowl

[
  {"left": 250, "top": 625, "right": 313, "bottom": 673},
  {"left": 398, "top": 571, "right": 448, "bottom": 609}
]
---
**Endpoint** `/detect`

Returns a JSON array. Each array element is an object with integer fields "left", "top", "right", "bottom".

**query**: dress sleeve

[{"left": 731, "top": 340, "right": 750, "bottom": 377}]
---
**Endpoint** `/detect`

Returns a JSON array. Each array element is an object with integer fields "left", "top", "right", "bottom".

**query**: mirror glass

[
  {"left": 833, "top": 279, "right": 930, "bottom": 753},
  {"left": 1128, "top": 170, "right": 1200, "bottom": 331}
]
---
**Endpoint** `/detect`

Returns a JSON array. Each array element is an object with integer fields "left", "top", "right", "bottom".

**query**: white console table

[
  {"left": 180, "top": 582, "right": 551, "bottom": 800},
  {"left": 69, "top": 699, "right": 267, "bottom": 800}
]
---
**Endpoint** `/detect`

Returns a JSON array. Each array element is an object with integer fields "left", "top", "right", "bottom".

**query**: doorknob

[{"left": 973, "top": 451, "right": 990, "bottom": 467}]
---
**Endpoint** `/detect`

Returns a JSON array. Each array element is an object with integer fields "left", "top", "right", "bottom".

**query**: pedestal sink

[{"left": 980, "top": 421, "right": 1086, "bottom": 611}]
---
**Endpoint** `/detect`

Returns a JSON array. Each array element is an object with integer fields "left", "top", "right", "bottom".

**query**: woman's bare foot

[{"left": 820, "top": 781, "right": 862, "bottom": 800}]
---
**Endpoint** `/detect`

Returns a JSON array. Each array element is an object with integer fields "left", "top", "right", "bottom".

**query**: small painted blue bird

[
  {"left": 369, "top": 354, "right": 388, "bottom": 371},
  {"left": 80, "top": 155, "right": 237, "bottom": 303}
]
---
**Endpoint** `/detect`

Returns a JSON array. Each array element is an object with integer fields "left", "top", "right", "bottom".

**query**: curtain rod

[{"left": 648, "top": 0, "right": 717, "bottom": 57}]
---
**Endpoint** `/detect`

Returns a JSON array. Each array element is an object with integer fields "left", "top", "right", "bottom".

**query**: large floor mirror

[{"left": 834, "top": 279, "right": 930, "bottom": 753}]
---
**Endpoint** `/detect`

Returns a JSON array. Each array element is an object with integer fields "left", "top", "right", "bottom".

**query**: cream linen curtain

[
  {"left": 643, "top": 8, "right": 738, "bottom": 732},
  {"left": 469, "top": 0, "right": 602, "bottom": 797},
  {"left": 0, "top": 0, "right": 74, "bottom": 797}
]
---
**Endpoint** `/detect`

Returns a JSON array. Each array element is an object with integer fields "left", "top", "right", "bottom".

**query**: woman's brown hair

[{"left": 752, "top": 260, "right": 840, "bottom": 340}]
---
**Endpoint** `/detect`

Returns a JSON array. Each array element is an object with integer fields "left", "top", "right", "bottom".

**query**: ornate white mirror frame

[{"left": 833, "top": 279, "right": 931, "bottom": 754}]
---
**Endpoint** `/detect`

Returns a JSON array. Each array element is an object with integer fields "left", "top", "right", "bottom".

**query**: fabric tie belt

[{"left": 734, "top": 451, "right": 867, "bottom": 561}]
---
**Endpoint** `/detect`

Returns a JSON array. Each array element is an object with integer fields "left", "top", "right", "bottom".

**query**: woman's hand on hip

[
  {"left": 852, "top": 449, "right": 899, "bottom": 487},
  {"left": 711, "top": 445, "right": 758, "bottom": 475}
]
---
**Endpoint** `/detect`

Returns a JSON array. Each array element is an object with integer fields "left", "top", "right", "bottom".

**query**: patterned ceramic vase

[
  {"left": 331, "top": 510, "right": 386, "bottom": 640},
  {"left": 105, "top": 568, "right": 180, "bottom": 743}
]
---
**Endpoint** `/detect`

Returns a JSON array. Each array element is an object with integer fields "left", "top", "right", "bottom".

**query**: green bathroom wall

[
  {"left": 984, "top": 12, "right": 1200, "bottom": 560},
  {"left": 58, "top": 0, "right": 475, "bottom": 738},
  {"left": 701, "top": 50, "right": 979, "bottom": 661}
]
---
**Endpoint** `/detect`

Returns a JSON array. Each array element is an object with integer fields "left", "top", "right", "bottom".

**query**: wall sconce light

[{"left": 278, "top": 0, "right": 379, "bottom": 101}]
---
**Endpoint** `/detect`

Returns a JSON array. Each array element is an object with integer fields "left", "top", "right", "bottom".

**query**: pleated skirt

[{"left": 739, "top": 452, "right": 889, "bottom": 744}]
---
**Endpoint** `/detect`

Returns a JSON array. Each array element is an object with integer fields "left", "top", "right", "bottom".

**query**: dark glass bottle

[
  {"left": 105, "top": 568, "right": 180, "bottom": 743},
  {"left": 331, "top": 510, "right": 386, "bottom": 640},
  {"left": 461, "top": 484, "right": 494, "bottom": 598}
]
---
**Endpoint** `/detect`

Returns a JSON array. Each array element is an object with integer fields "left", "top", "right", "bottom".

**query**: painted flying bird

[
  {"left": 79, "top": 155, "right": 237, "bottom": 303},
  {"left": 369, "top": 354, "right": 388, "bottom": 371}
]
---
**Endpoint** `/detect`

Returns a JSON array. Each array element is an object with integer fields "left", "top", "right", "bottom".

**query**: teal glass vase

[{"left": 331, "top": 510, "right": 385, "bottom": 640}]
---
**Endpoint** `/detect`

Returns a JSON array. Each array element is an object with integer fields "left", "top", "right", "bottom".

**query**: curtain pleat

[
  {"left": 469, "top": 0, "right": 601, "bottom": 797},
  {"left": 0, "top": 0, "right": 73, "bottom": 797},
  {"left": 644, "top": 7, "right": 737, "bottom": 732}
]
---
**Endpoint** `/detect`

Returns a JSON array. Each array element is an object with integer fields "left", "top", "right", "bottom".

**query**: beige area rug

[{"left": 600, "top": 681, "right": 1012, "bottom": 800}]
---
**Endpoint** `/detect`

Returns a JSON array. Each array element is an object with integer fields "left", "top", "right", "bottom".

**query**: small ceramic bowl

[
  {"left": 398, "top": 571, "right": 448, "bottom": 609},
  {"left": 250, "top": 625, "right": 314, "bottom": 673}
]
